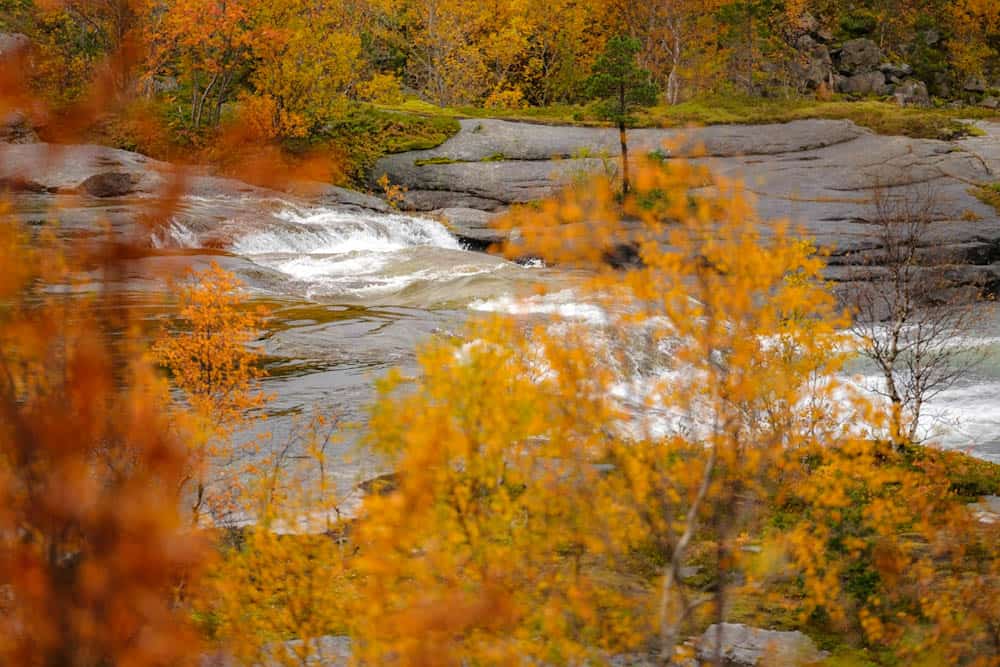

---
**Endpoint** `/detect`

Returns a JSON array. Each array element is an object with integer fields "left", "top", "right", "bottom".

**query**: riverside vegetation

[
  {"left": 3, "top": 0, "right": 1000, "bottom": 184},
  {"left": 2, "top": 1, "right": 1000, "bottom": 666}
]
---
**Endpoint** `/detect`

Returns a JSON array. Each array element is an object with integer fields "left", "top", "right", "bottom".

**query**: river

[{"left": 6, "top": 187, "right": 998, "bottom": 508}]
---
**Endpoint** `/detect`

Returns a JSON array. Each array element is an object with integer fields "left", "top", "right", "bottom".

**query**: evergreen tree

[{"left": 584, "top": 36, "right": 659, "bottom": 195}]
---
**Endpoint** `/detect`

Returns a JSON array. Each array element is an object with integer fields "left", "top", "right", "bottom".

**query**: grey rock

[
  {"left": 695, "top": 624, "right": 827, "bottom": 666},
  {"left": 797, "top": 44, "right": 835, "bottom": 90},
  {"left": 80, "top": 171, "right": 136, "bottom": 197},
  {"left": 965, "top": 75, "right": 988, "bottom": 93},
  {"left": 837, "top": 38, "right": 881, "bottom": 74},
  {"left": 202, "top": 635, "right": 352, "bottom": 666},
  {"left": 921, "top": 29, "right": 941, "bottom": 46},
  {"left": 981, "top": 96, "right": 1000, "bottom": 110},
  {"left": 838, "top": 70, "right": 887, "bottom": 96},
  {"left": 0, "top": 110, "right": 38, "bottom": 144},
  {"left": 968, "top": 496, "right": 1000, "bottom": 525},
  {"left": 0, "top": 143, "right": 290, "bottom": 201},
  {"left": 403, "top": 188, "right": 506, "bottom": 211},
  {"left": 0, "top": 32, "right": 30, "bottom": 59},
  {"left": 288, "top": 180, "right": 390, "bottom": 212},
  {"left": 795, "top": 34, "right": 818, "bottom": 53},
  {"left": 428, "top": 207, "right": 508, "bottom": 247},
  {"left": 879, "top": 62, "right": 913, "bottom": 79},
  {"left": 895, "top": 80, "right": 931, "bottom": 107},
  {"left": 378, "top": 116, "right": 1000, "bottom": 289}
]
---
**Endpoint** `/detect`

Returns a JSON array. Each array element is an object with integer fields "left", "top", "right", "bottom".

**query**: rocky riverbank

[{"left": 376, "top": 117, "right": 1000, "bottom": 292}]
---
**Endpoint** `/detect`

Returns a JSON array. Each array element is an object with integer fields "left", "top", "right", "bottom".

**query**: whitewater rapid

[
  {"left": 152, "top": 196, "right": 1000, "bottom": 463},
  {"left": 155, "top": 200, "right": 536, "bottom": 306}
]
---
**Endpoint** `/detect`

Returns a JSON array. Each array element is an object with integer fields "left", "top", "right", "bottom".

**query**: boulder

[
  {"left": 796, "top": 42, "right": 835, "bottom": 90},
  {"left": 880, "top": 63, "right": 913, "bottom": 79},
  {"left": 837, "top": 38, "right": 881, "bottom": 74},
  {"left": 695, "top": 624, "right": 827, "bottom": 666},
  {"left": 838, "top": 71, "right": 887, "bottom": 96},
  {"left": 795, "top": 34, "right": 818, "bottom": 52},
  {"left": 79, "top": 172, "right": 137, "bottom": 197},
  {"left": 921, "top": 29, "right": 941, "bottom": 46},
  {"left": 895, "top": 80, "right": 931, "bottom": 107},
  {"left": 0, "top": 111, "right": 38, "bottom": 144},
  {"left": 0, "top": 32, "right": 30, "bottom": 59},
  {"left": 982, "top": 97, "right": 1000, "bottom": 110},
  {"left": 964, "top": 75, "right": 988, "bottom": 93}
]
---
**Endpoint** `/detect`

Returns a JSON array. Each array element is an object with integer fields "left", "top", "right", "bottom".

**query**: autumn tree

[
  {"left": 846, "top": 186, "right": 985, "bottom": 447},
  {"left": 608, "top": 0, "right": 725, "bottom": 104},
  {"left": 584, "top": 36, "right": 658, "bottom": 195},
  {"left": 154, "top": 263, "right": 268, "bottom": 527},
  {"left": 248, "top": 0, "right": 362, "bottom": 138},
  {"left": 145, "top": 0, "right": 257, "bottom": 128},
  {"left": 0, "top": 207, "right": 208, "bottom": 666},
  {"left": 348, "top": 156, "right": 865, "bottom": 663}
]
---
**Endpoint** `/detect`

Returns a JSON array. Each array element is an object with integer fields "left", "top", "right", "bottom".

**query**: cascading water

[{"left": 155, "top": 199, "right": 535, "bottom": 306}]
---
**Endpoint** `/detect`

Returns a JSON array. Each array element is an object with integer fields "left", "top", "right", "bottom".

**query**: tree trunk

[
  {"left": 619, "top": 120, "right": 630, "bottom": 196},
  {"left": 194, "top": 73, "right": 219, "bottom": 130}
]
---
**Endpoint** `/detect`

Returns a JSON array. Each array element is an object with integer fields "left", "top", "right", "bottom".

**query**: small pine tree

[{"left": 584, "top": 35, "right": 659, "bottom": 195}]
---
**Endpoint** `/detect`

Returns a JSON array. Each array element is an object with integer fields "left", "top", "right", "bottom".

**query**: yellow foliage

[
  {"left": 348, "top": 157, "right": 867, "bottom": 661},
  {"left": 358, "top": 72, "right": 406, "bottom": 105},
  {"left": 154, "top": 263, "right": 268, "bottom": 526}
]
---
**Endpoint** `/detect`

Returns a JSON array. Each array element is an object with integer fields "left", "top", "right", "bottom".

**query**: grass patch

[
  {"left": 638, "top": 96, "right": 993, "bottom": 140},
  {"left": 381, "top": 94, "right": 1000, "bottom": 141},
  {"left": 317, "top": 106, "right": 459, "bottom": 185},
  {"left": 971, "top": 182, "right": 1000, "bottom": 215},
  {"left": 903, "top": 445, "right": 1000, "bottom": 500},
  {"left": 414, "top": 156, "right": 462, "bottom": 166}
]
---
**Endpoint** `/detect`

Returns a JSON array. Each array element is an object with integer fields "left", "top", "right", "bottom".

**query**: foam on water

[
  {"left": 469, "top": 290, "right": 1000, "bottom": 461},
  {"left": 154, "top": 203, "right": 530, "bottom": 302},
  {"left": 232, "top": 208, "right": 461, "bottom": 256},
  {"left": 469, "top": 290, "right": 609, "bottom": 325}
]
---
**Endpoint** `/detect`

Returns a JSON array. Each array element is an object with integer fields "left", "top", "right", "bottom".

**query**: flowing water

[{"left": 7, "top": 189, "right": 998, "bottom": 507}]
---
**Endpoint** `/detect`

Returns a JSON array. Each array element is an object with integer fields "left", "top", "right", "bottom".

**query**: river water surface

[{"left": 8, "top": 190, "right": 998, "bottom": 506}]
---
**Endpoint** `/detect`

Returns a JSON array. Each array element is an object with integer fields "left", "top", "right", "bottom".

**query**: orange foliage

[
  {"left": 0, "top": 205, "right": 208, "bottom": 666},
  {"left": 154, "top": 263, "right": 268, "bottom": 526}
]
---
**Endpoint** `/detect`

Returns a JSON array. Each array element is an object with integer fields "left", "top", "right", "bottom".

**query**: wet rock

[
  {"left": 837, "top": 38, "right": 881, "bottom": 74},
  {"left": 982, "top": 96, "right": 1000, "bottom": 110},
  {"left": 0, "top": 111, "right": 38, "bottom": 144},
  {"left": 895, "top": 80, "right": 931, "bottom": 107},
  {"left": 964, "top": 75, "right": 988, "bottom": 93},
  {"left": 968, "top": 496, "right": 1000, "bottom": 525},
  {"left": 429, "top": 207, "right": 508, "bottom": 248},
  {"left": 289, "top": 180, "right": 390, "bottom": 212},
  {"left": 838, "top": 70, "right": 887, "bottom": 96},
  {"left": 695, "top": 624, "right": 827, "bottom": 666},
  {"left": 80, "top": 171, "right": 137, "bottom": 197},
  {"left": 0, "top": 176, "right": 51, "bottom": 193}
]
